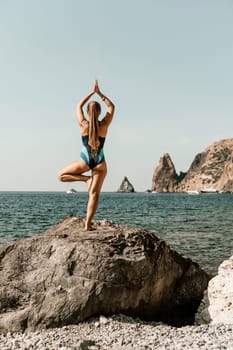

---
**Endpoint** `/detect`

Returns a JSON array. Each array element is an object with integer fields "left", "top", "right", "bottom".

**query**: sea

[{"left": 0, "top": 191, "right": 232, "bottom": 276}]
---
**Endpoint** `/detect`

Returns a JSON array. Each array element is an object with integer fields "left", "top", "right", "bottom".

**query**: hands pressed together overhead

[{"left": 91, "top": 80, "right": 105, "bottom": 101}]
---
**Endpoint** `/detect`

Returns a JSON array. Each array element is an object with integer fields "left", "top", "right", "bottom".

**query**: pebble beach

[{"left": 0, "top": 315, "right": 232, "bottom": 350}]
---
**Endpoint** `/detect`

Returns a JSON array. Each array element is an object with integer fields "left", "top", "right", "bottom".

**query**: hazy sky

[{"left": 1, "top": 0, "right": 233, "bottom": 192}]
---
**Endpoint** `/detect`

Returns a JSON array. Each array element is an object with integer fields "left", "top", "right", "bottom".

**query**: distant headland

[
  {"left": 152, "top": 138, "right": 233, "bottom": 193},
  {"left": 117, "top": 138, "right": 233, "bottom": 193}
]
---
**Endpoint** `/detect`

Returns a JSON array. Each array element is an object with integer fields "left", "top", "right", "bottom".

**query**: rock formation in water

[
  {"left": 151, "top": 153, "right": 186, "bottom": 192},
  {"left": 0, "top": 216, "right": 209, "bottom": 333},
  {"left": 118, "top": 176, "right": 135, "bottom": 192},
  {"left": 151, "top": 138, "right": 233, "bottom": 192},
  {"left": 195, "top": 255, "right": 233, "bottom": 325}
]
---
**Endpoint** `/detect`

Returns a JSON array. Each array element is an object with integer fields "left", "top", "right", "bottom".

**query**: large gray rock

[
  {"left": 0, "top": 217, "right": 210, "bottom": 333},
  {"left": 195, "top": 255, "right": 233, "bottom": 325}
]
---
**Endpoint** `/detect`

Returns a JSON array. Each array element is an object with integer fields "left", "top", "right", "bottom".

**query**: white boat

[
  {"left": 187, "top": 190, "right": 199, "bottom": 195},
  {"left": 66, "top": 188, "right": 78, "bottom": 194},
  {"left": 200, "top": 188, "right": 218, "bottom": 194}
]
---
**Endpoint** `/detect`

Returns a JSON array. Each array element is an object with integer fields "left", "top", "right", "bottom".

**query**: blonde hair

[{"left": 87, "top": 101, "right": 101, "bottom": 153}]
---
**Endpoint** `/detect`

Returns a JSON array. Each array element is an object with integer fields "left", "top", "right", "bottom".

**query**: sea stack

[
  {"left": 117, "top": 176, "right": 135, "bottom": 192},
  {"left": 151, "top": 153, "right": 182, "bottom": 192}
]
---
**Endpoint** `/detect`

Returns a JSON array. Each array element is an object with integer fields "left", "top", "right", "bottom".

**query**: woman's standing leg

[{"left": 85, "top": 162, "right": 107, "bottom": 230}]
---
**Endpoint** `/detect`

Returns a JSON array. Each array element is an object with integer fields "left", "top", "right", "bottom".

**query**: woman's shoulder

[
  {"left": 80, "top": 119, "right": 89, "bottom": 127},
  {"left": 100, "top": 112, "right": 113, "bottom": 127},
  {"left": 80, "top": 120, "right": 89, "bottom": 134},
  {"left": 99, "top": 122, "right": 108, "bottom": 137}
]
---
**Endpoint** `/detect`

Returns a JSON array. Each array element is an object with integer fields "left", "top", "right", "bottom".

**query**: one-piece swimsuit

[{"left": 80, "top": 135, "right": 105, "bottom": 169}]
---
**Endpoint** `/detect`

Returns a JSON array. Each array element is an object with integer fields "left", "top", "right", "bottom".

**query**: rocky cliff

[
  {"left": 152, "top": 138, "right": 233, "bottom": 193},
  {"left": 118, "top": 176, "right": 135, "bottom": 192},
  {"left": 0, "top": 217, "right": 209, "bottom": 333},
  {"left": 151, "top": 153, "right": 185, "bottom": 192}
]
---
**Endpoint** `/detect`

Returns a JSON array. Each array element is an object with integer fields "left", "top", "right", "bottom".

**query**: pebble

[{"left": 0, "top": 314, "right": 232, "bottom": 350}]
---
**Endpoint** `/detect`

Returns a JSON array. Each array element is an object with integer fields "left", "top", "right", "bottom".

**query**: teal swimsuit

[{"left": 80, "top": 135, "right": 105, "bottom": 169}]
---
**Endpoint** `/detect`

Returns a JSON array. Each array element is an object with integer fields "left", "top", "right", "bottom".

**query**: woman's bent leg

[
  {"left": 58, "top": 159, "right": 90, "bottom": 183},
  {"left": 85, "top": 162, "right": 107, "bottom": 230}
]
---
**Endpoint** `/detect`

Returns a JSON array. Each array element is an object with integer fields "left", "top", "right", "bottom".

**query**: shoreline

[{"left": 0, "top": 315, "right": 232, "bottom": 350}]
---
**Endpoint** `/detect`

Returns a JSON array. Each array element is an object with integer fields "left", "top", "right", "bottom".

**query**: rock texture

[
  {"left": 0, "top": 217, "right": 209, "bottom": 333},
  {"left": 178, "top": 138, "right": 233, "bottom": 192},
  {"left": 117, "top": 176, "right": 135, "bottom": 192},
  {"left": 195, "top": 255, "right": 233, "bottom": 325},
  {"left": 151, "top": 138, "right": 233, "bottom": 192},
  {"left": 151, "top": 153, "right": 185, "bottom": 192}
]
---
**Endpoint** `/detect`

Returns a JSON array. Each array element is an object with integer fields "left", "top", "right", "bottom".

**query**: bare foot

[
  {"left": 85, "top": 220, "right": 95, "bottom": 231},
  {"left": 85, "top": 226, "right": 96, "bottom": 231},
  {"left": 86, "top": 176, "right": 93, "bottom": 192}
]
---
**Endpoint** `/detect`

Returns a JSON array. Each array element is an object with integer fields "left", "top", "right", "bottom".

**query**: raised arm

[
  {"left": 95, "top": 81, "right": 115, "bottom": 126},
  {"left": 76, "top": 81, "right": 115, "bottom": 127},
  {"left": 76, "top": 90, "right": 95, "bottom": 125}
]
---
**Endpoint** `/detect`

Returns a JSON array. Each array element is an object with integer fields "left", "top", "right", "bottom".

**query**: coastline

[
  {"left": 0, "top": 204, "right": 232, "bottom": 349},
  {"left": 0, "top": 314, "right": 232, "bottom": 350},
  {"left": 1, "top": 191, "right": 233, "bottom": 275}
]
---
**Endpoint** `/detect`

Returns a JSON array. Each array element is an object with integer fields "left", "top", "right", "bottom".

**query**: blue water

[{"left": 0, "top": 192, "right": 232, "bottom": 275}]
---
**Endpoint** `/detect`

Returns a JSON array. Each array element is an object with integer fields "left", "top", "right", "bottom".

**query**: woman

[{"left": 58, "top": 81, "right": 115, "bottom": 230}]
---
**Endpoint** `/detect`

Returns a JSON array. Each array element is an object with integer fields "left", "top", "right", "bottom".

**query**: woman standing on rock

[{"left": 58, "top": 80, "right": 115, "bottom": 230}]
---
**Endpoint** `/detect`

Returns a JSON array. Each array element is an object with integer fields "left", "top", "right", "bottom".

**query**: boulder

[
  {"left": 0, "top": 217, "right": 210, "bottom": 333},
  {"left": 117, "top": 176, "right": 135, "bottom": 192},
  {"left": 195, "top": 255, "right": 233, "bottom": 324}
]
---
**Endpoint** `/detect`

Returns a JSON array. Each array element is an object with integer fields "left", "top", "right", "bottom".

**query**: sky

[{"left": 1, "top": 0, "right": 233, "bottom": 192}]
